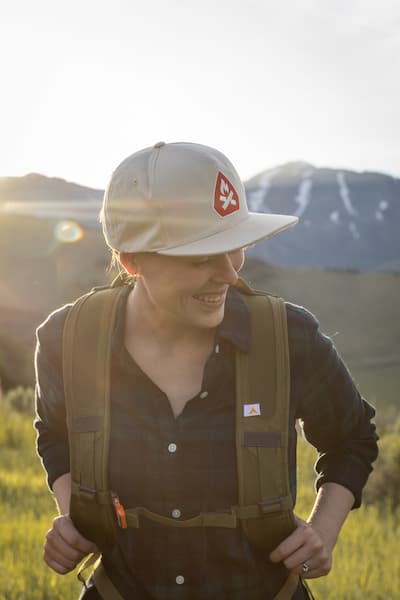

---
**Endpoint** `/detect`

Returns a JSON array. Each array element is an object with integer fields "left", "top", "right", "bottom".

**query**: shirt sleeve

[
  {"left": 290, "top": 304, "right": 379, "bottom": 508},
  {"left": 34, "top": 304, "right": 71, "bottom": 490}
]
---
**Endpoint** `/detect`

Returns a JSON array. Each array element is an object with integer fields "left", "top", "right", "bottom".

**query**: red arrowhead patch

[{"left": 214, "top": 172, "right": 240, "bottom": 216}]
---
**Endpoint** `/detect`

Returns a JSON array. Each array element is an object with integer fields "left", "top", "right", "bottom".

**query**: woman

[{"left": 35, "top": 141, "right": 378, "bottom": 599}]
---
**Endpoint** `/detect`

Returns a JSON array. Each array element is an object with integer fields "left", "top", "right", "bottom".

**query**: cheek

[{"left": 233, "top": 250, "right": 245, "bottom": 272}]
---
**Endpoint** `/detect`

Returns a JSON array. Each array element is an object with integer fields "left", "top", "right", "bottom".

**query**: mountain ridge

[
  {"left": 245, "top": 162, "right": 400, "bottom": 271},
  {"left": 1, "top": 163, "right": 399, "bottom": 271},
  {"left": 0, "top": 172, "right": 102, "bottom": 203}
]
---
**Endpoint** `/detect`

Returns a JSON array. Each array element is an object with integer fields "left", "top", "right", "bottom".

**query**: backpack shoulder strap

[
  {"left": 235, "top": 278, "right": 299, "bottom": 598},
  {"left": 63, "top": 285, "right": 125, "bottom": 549},
  {"left": 235, "top": 277, "right": 297, "bottom": 551}
]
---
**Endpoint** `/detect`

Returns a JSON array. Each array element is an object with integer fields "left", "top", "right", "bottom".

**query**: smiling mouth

[{"left": 192, "top": 293, "right": 226, "bottom": 305}]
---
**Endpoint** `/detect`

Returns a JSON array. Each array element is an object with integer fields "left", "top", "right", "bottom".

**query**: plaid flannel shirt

[{"left": 35, "top": 285, "right": 378, "bottom": 599}]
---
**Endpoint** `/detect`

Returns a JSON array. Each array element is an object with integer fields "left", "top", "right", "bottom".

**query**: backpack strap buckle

[
  {"left": 71, "top": 480, "right": 114, "bottom": 506},
  {"left": 258, "top": 496, "right": 293, "bottom": 514}
]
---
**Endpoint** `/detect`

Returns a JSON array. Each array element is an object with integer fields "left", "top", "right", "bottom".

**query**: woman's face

[{"left": 131, "top": 249, "right": 245, "bottom": 331}]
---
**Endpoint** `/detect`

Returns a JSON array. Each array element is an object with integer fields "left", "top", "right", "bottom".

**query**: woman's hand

[
  {"left": 269, "top": 482, "right": 356, "bottom": 579},
  {"left": 269, "top": 515, "right": 333, "bottom": 578},
  {"left": 44, "top": 514, "right": 98, "bottom": 574}
]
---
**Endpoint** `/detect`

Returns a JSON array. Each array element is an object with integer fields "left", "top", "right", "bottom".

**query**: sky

[{"left": 1, "top": 0, "right": 400, "bottom": 189}]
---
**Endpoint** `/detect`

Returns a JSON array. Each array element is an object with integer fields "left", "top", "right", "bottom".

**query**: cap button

[{"left": 153, "top": 141, "right": 166, "bottom": 148}]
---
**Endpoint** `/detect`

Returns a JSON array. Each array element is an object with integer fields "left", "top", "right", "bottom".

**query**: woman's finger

[
  {"left": 280, "top": 529, "right": 324, "bottom": 570},
  {"left": 45, "top": 530, "right": 85, "bottom": 566},
  {"left": 44, "top": 554, "right": 76, "bottom": 575},
  {"left": 269, "top": 515, "right": 332, "bottom": 578},
  {"left": 44, "top": 541, "right": 78, "bottom": 573},
  {"left": 298, "top": 557, "right": 332, "bottom": 579},
  {"left": 43, "top": 514, "right": 98, "bottom": 574},
  {"left": 53, "top": 514, "right": 98, "bottom": 554},
  {"left": 270, "top": 518, "right": 311, "bottom": 563}
]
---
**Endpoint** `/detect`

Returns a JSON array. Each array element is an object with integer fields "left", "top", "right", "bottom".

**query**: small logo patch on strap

[{"left": 243, "top": 403, "right": 261, "bottom": 417}]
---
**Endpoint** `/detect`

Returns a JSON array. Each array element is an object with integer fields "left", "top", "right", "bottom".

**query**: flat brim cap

[{"left": 101, "top": 141, "right": 298, "bottom": 255}]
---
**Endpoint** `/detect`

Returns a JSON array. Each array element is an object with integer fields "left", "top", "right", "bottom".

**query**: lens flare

[{"left": 54, "top": 220, "right": 84, "bottom": 243}]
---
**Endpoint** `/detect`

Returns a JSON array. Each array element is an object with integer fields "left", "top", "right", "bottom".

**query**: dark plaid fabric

[{"left": 35, "top": 285, "right": 378, "bottom": 600}]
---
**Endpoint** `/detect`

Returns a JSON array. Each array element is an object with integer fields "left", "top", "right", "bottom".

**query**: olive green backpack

[{"left": 63, "top": 277, "right": 299, "bottom": 599}]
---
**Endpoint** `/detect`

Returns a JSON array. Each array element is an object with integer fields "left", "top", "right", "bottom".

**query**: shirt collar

[{"left": 217, "top": 285, "right": 251, "bottom": 353}]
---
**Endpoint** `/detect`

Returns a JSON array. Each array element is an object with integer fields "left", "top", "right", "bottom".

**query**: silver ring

[{"left": 302, "top": 562, "right": 310, "bottom": 573}]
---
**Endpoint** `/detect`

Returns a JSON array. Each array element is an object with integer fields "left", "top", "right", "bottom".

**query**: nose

[{"left": 212, "top": 250, "right": 244, "bottom": 285}]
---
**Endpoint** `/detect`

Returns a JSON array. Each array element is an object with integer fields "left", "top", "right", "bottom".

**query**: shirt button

[
  {"left": 168, "top": 443, "right": 177, "bottom": 453},
  {"left": 172, "top": 508, "right": 181, "bottom": 519},
  {"left": 176, "top": 575, "right": 185, "bottom": 585},
  {"left": 199, "top": 390, "right": 208, "bottom": 399}
]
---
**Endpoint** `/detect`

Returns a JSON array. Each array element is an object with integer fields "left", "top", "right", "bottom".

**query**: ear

[{"left": 120, "top": 252, "right": 140, "bottom": 276}]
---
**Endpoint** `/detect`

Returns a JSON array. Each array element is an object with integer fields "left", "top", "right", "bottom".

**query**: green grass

[
  {"left": 0, "top": 390, "right": 398, "bottom": 599},
  {"left": 295, "top": 436, "right": 400, "bottom": 600},
  {"left": 0, "top": 394, "right": 82, "bottom": 599}
]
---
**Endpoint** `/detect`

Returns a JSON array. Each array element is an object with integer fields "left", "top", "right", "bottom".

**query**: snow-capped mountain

[{"left": 245, "top": 162, "right": 400, "bottom": 271}]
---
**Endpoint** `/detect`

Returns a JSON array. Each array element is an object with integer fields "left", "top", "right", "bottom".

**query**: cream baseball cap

[{"left": 100, "top": 141, "right": 298, "bottom": 256}]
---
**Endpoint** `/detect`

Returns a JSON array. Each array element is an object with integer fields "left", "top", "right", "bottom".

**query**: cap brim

[{"left": 160, "top": 213, "right": 298, "bottom": 256}]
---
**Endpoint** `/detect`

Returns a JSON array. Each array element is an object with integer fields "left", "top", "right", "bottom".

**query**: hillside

[
  {"left": 0, "top": 213, "right": 110, "bottom": 388},
  {"left": 242, "top": 259, "right": 400, "bottom": 367},
  {"left": 242, "top": 259, "right": 400, "bottom": 408}
]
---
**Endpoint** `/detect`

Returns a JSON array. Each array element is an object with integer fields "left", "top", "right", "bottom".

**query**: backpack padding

[
  {"left": 63, "top": 286, "right": 124, "bottom": 549},
  {"left": 236, "top": 291, "right": 296, "bottom": 554}
]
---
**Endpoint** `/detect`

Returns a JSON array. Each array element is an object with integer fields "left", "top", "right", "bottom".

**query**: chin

[{"left": 196, "top": 310, "right": 225, "bottom": 329}]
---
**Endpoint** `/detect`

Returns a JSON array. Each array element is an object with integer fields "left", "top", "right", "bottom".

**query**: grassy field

[
  {"left": 0, "top": 389, "right": 398, "bottom": 600},
  {"left": 295, "top": 437, "right": 400, "bottom": 600}
]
